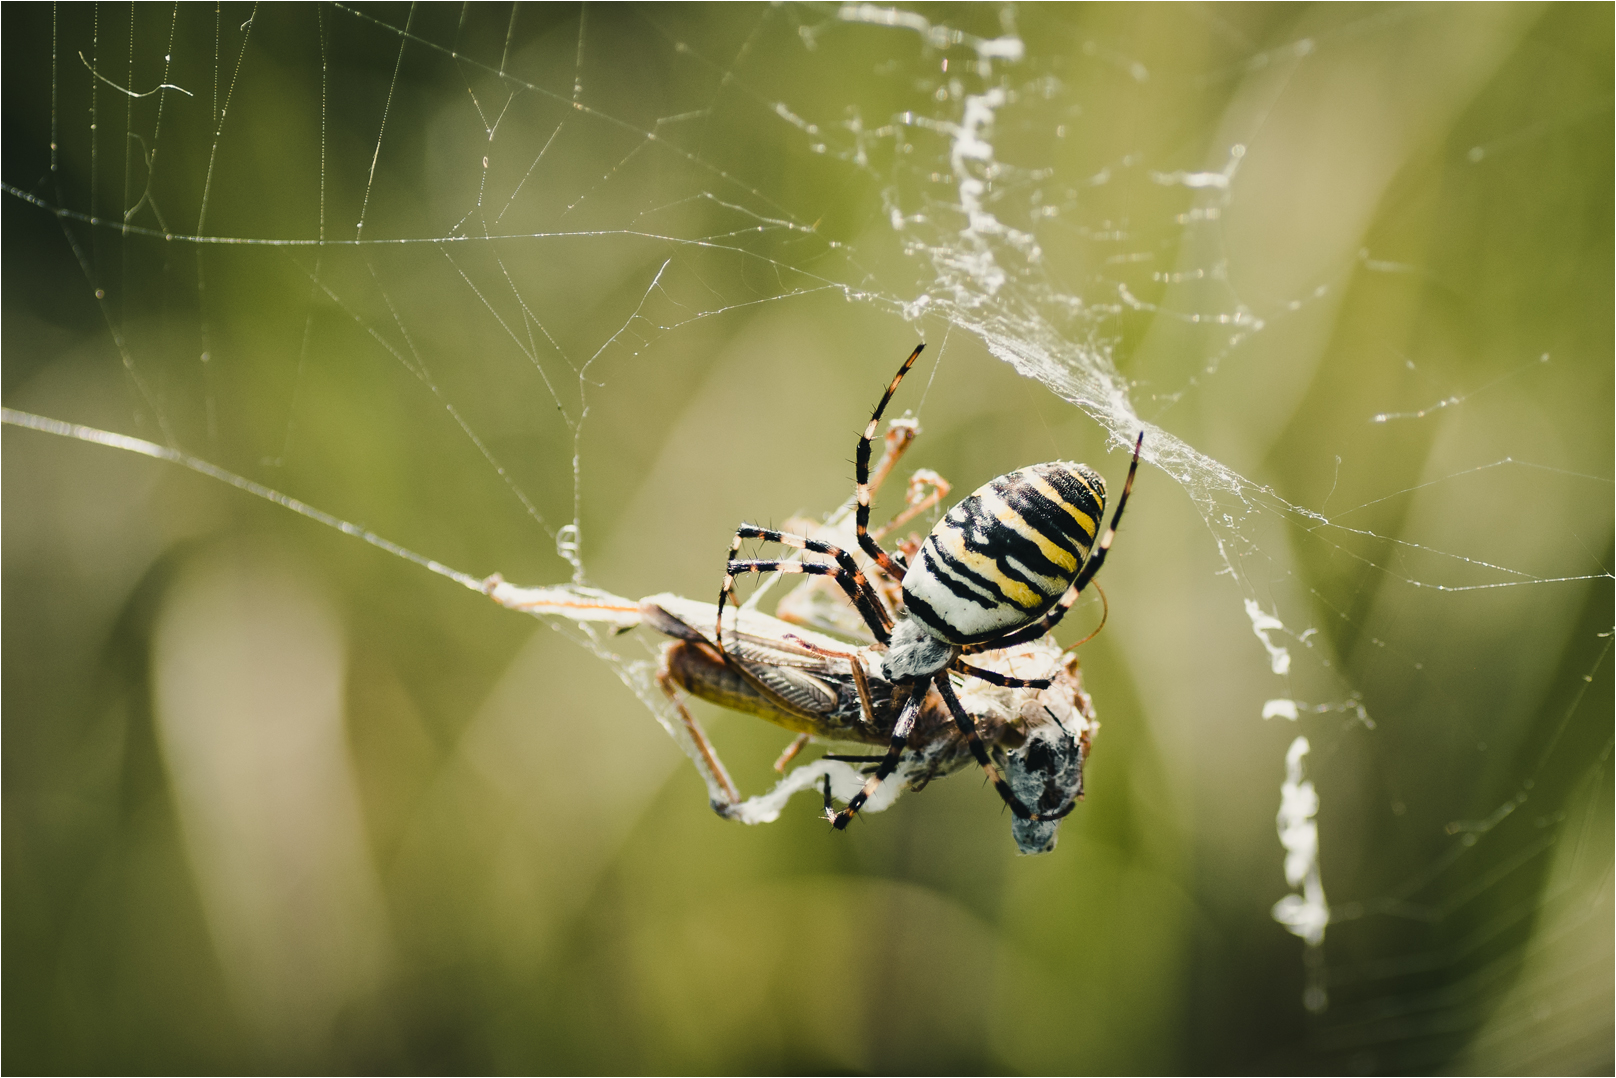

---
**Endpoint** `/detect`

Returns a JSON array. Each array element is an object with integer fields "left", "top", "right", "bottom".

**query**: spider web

[{"left": 3, "top": 4, "right": 1610, "bottom": 1072}]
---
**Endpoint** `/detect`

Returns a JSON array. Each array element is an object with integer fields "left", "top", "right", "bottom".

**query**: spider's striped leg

[
  {"left": 717, "top": 558, "right": 890, "bottom": 654},
  {"left": 1069, "top": 431, "right": 1143, "bottom": 595},
  {"left": 716, "top": 526, "right": 892, "bottom": 652},
  {"left": 855, "top": 343, "right": 925, "bottom": 582},
  {"left": 959, "top": 580, "right": 1107, "bottom": 656},
  {"left": 951, "top": 659, "right": 1054, "bottom": 690},
  {"left": 934, "top": 673, "right": 1077, "bottom": 822},
  {"left": 961, "top": 581, "right": 1084, "bottom": 655},
  {"left": 749, "top": 526, "right": 893, "bottom": 634},
  {"left": 831, "top": 687, "right": 924, "bottom": 829},
  {"left": 932, "top": 672, "right": 1031, "bottom": 819}
]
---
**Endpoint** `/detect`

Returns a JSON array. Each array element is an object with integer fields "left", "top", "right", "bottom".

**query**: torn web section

[
  {"left": 763, "top": 3, "right": 1613, "bottom": 1061},
  {"left": 1272, "top": 736, "right": 1329, "bottom": 1013}
]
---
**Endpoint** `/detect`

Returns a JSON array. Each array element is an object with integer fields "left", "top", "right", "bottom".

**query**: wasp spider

[{"left": 717, "top": 343, "right": 1141, "bottom": 829}]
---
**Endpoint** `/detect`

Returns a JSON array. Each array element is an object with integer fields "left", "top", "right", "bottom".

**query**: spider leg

[
  {"left": 855, "top": 344, "right": 925, "bottom": 583},
  {"left": 717, "top": 525, "right": 893, "bottom": 653},
  {"left": 952, "top": 659, "right": 1054, "bottom": 690},
  {"left": 961, "top": 583, "right": 1084, "bottom": 655},
  {"left": 719, "top": 558, "right": 888, "bottom": 647},
  {"left": 1063, "top": 581, "right": 1108, "bottom": 652},
  {"left": 934, "top": 674, "right": 1077, "bottom": 823},
  {"left": 831, "top": 687, "right": 924, "bottom": 829},
  {"left": 1069, "top": 431, "right": 1143, "bottom": 595},
  {"left": 958, "top": 579, "right": 1106, "bottom": 656},
  {"left": 742, "top": 525, "right": 892, "bottom": 632}
]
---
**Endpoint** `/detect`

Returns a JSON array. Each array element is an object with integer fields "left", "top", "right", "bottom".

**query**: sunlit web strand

[
  {"left": 331, "top": 1, "right": 812, "bottom": 230},
  {"left": 263, "top": 250, "right": 557, "bottom": 538},
  {"left": 1220, "top": 463, "right": 1613, "bottom": 591},
  {"left": 1299, "top": 517, "right": 1612, "bottom": 591},
  {"left": 1328, "top": 456, "right": 1615, "bottom": 520},
  {"left": 0, "top": 407, "right": 486, "bottom": 596},
  {"left": 3, "top": 184, "right": 832, "bottom": 254}
]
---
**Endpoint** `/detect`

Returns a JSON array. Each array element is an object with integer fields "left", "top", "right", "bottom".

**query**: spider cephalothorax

[{"left": 717, "top": 343, "right": 1141, "bottom": 831}]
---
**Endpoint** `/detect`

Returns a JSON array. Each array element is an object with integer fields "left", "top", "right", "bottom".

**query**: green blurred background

[{"left": 3, "top": 4, "right": 1610, "bottom": 1073}]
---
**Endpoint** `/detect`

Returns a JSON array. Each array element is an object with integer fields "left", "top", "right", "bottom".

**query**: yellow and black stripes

[
  {"left": 960, "top": 433, "right": 1142, "bottom": 656},
  {"left": 902, "top": 461, "right": 1107, "bottom": 646}
]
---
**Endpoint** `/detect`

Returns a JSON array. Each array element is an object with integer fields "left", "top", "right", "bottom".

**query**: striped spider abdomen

[{"left": 902, "top": 462, "right": 1107, "bottom": 646}]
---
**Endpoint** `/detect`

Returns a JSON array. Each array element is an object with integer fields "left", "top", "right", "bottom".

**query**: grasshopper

[{"left": 643, "top": 591, "right": 1095, "bottom": 854}]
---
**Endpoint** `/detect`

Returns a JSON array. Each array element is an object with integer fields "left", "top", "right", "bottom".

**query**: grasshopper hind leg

[{"left": 656, "top": 650, "right": 741, "bottom": 813}]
